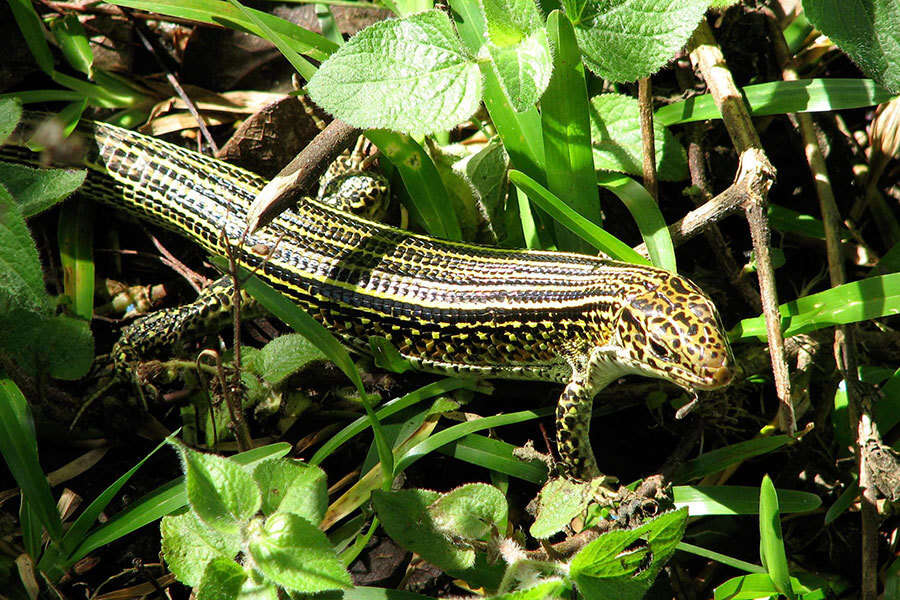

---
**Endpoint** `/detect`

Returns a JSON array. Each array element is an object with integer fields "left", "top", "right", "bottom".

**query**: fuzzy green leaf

[
  {"left": 429, "top": 483, "right": 508, "bottom": 540},
  {"left": 803, "top": 0, "right": 900, "bottom": 94},
  {"left": 373, "top": 488, "right": 476, "bottom": 571},
  {"left": 589, "top": 93, "right": 687, "bottom": 181},
  {"left": 308, "top": 10, "right": 481, "bottom": 136},
  {"left": 570, "top": 508, "right": 688, "bottom": 600},
  {"left": 0, "top": 161, "right": 86, "bottom": 218},
  {"left": 253, "top": 458, "right": 327, "bottom": 523},
  {"left": 196, "top": 557, "right": 248, "bottom": 600},
  {"left": 248, "top": 512, "right": 351, "bottom": 593},
  {"left": 480, "top": 0, "right": 543, "bottom": 46},
  {"left": 161, "top": 511, "right": 241, "bottom": 587},
  {"left": 530, "top": 478, "right": 592, "bottom": 538},
  {"left": 571, "top": 0, "right": 709, "bottom": 82},
  {"left": 176, "top": 444, "right": 261, "bottom": 535},
  {"left": 0, "top": 187, "right": 50, "bottom": 314},
  {"left": 0, "top": 98, "right": 23, "bottom": 145},
  {"left": 0, "top": 309, "right": 94, "bottom": 380},
  {"left": 254, "top": 334, "right": 326, "bottom": 386}
]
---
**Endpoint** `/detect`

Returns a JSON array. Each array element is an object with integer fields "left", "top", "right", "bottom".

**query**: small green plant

[{"left": 161, "top": 443, "right": 351, "bottom": 599}]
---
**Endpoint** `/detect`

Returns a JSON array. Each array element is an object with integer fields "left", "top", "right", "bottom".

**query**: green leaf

[
  {"left": 0, "top": 161, "right": 87, "bottom": 218},
  {"left": 571, "top": 0, "right": 709, "bottom": 82},
  {"left": 508, "top": 169, "right": 649, "bottom": 264},
  {"left": 486, "top": 30, "right": 552, "bottom": 113},
  {"left": 307, "top": 10, "right": 481, "bottom": 136},
  {"left": 803, "top": 0, "right": 900, "bottom": 94},
  {"left": 730, "top": 273, "right": 900, "bottom": 341},
  {"left": 530, "top": 478, "right": 592, "bottom": 538},
  {"left": 196, "top": 557, "right": 248, "bottom": 600},
  {"left": 254, "top": 333, "right": 326, "bottom": 386},
  {"left": 0, "top": 98, "right": 23, "bottom": 145},
  {"left": 596, "top": 173, "right": 676, "bottom": 272},
  {"left": 0, "top": 310, "right": 95, "bottom": 380},
  {"left": 758, "top": 474, "right": 794, "bottom": 599},
  {"left": 0, "top": 376, "right": 64, "bottom": 542},
  {"left": 161, "top": 511, "right": 242, "bottom": 587},
  {"left": 674, "top": 485, "right": 821, "bottom": 516},
  {"left": 49, "top": 14, "right": 94, "bottom": 78},
  {"left": 253, "top": 458, "right": 327, "bottom": 524},
  {"left": 373, "top": 488, "right": 476, "bottom": 571},
  {"left": 65, "top": 443, "right": 291, "bottom": 566},
  {"left": 107, "top": 0, "right": 337, "bottom": 61},
  {"left": 8, "top": 0, "right": 55, "bottom": 75},
  {"left": 365, "top": 131, "right": 462, "bottom": 240},
  {"left": 589, "top": 93, "right": 687, "bottom": 181},
  {"left": 248, "top": 512, "right": 351, "bottom": 593},
  {"left": 570, "top": 508, "right": 688, "bottom": 600},
  {"left": 479, "top": 0, "right": 550, "bottom": 111},
  {"left": 0, "top": 186, "right": 51, "bottom": 314},
  {"left": 176, "top": 443, "right": 262, "bottom": 535},
  {"left": 429, "top": 483, "right": 508, "bottom": 540},
  {"left": 480, "top": 0, "right": 543, "bottom": 46},
  {"left": 656, "top": 78, "right": 895, "bottom": 125},
  {"left": 541, "top": 10, "right": 598, "bottom": 253}
]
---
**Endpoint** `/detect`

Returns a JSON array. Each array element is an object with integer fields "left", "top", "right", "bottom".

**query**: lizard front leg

[{"left": 556, "top": 375, "right": 602, "bottom": 480}]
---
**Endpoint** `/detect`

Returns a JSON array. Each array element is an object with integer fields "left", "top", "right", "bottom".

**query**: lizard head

[{"left": 610, "top": 271, "right": 735, "bottom": 392}]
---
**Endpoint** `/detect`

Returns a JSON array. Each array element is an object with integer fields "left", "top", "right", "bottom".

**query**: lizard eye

[{"left": 648, "top": 339, "right": 673, "bottom": 361}]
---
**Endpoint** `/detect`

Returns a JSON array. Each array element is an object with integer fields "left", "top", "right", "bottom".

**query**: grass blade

[
  {"left": 759, "top": 474, "right": 794, "bottom": 599},
  {"left": 541, "top": 11, "right": 599, "bottom": 253},
  {"left": 8, "top": 0, "right": 54, "bottom": 75},
  {"left": 509, "top": 170, "right": 649, "bottom": 264},
  {"left": 597, "top": 173, "right": 676, "bottom": 271},
  {"left": 730, "top": 273, "right": 900, "bottom": 341},
  {"left": 677, "top": 542, "right": 765, "bottom": 574},
  {"left": 365, "top": 131, "right": 461, "bottom": 240},
  {"left": 0, "top": 377, "right": 64, "bottom": 542},
  {"left": 107, "top": 0, "right": 337, "bottom": 60},
  {"left": 57, "top": 197, "right": 95, "bottom": 321},
  {"left": 56, "top": 436, "right": 173, "bottom": 563},
  {"left": 310, "top": 378, "right": 486, "bottom": 465},
  {"left": 670, "top": 435, "right": 792, "bottom": 482},
  {"left": 225, "top": 0, "right": 317, "bottom": 81},
  {"left": 437, "top": 434, "right": 549, "bottom": 483},
  {"left": 674, "top": 485, "right": 821, "bottom": 515},
  {"left": 395, "top": 407, "right": 553, "bottom": 474},
  {"left": 657, "top": 78, "right": 894, "bottom": 126}
]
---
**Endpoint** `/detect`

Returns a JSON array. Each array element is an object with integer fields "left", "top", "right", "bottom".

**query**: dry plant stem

[
  {"left": 247, "top": 118, "right": 361, "bottom": 233},
  {"left": 120, "top": 7, "right": 219, "bottom": 154},
  {"left": 224, "top": 241, "right": 254, "bottom": 452},
  {"left": 764, "top": 12, "right": 877, "bottom": 598},
  {"left": 686, "top": 125, "right": 762, "bottom": 312},
  {"left": 687, "top": 21, "right": 794, "bottom": 434},
  {"left": 638, "top": 77, "right": 658, "bottom": 200}
]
